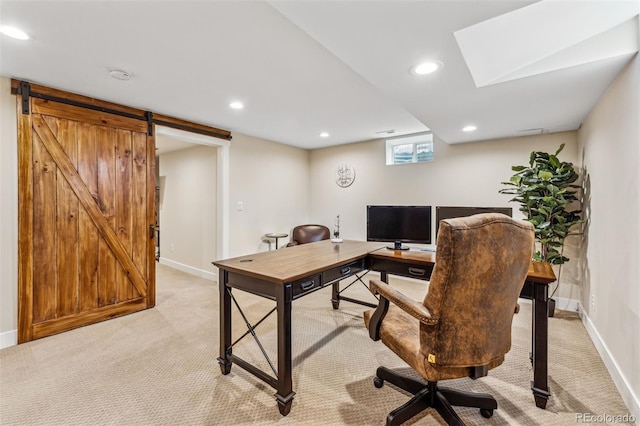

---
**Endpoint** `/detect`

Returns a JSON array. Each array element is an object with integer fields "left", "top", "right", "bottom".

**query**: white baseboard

[
  {"left": 578, "top": 303, "right": 640, "bottom": 420},
  {"left": 158, "top": 257, "right": 216, "bottom": 281},
  {"left": 552, "top": 296, "right": 579, "bottom": 312},
  {"left": 0, "top": 329, "right": 17, "bottom": 349},
  {"left": 517, "top": 297, "right": 638, "bottom": 417}
]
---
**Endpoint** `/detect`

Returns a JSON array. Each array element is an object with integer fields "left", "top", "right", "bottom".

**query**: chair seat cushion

[{"left": 365, "top": 306, "right": 504, "bottom": 382}]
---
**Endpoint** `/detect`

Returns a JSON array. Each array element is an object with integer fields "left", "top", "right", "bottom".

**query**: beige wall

[
  {"left": 578, "top": 53, "right": 640, "bottom": 416},
  {"left": 158, "top": 145, "right": 218, "bottom": 277},
  {"left": 0, "top": 76, "right": 310, "bottom": 342},
  {"left": 309, "top": 131, "right": 581, "bottom": 302},
  {"left": 0, "top": 77, "right": 18, "bottom": 346},
  {"left": 157, "top": 133, "right": 311, "bottom": 268},
  {"left": 228, "top": 133, "right": 310, "bottom": 257}
]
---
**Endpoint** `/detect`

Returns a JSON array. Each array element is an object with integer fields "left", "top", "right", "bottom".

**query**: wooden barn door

[{"left": 17, "top": 88, "right": 156, "bottom": 343}]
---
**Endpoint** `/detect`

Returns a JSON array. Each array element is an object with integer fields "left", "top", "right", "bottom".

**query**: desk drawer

[
  {"left": 322, "top": 259, "right": 365, "bottom": 284},
  {"left": 371, "top": 259, "right": 433, "bottom": 281},
  {"left": 292, "top": 275, "right": 321, "bottom": 299}
]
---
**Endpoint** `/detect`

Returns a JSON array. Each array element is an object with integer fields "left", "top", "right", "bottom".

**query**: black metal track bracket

[
  {"left": 19, "top": 81, "right": 30, "bottom": 114},
  {"left": 146, "top": 111, "right": 154, "bottom": 136}
]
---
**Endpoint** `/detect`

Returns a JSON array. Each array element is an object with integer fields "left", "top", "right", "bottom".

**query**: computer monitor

[
  {"left": 435, "top": 206, "right": 512, "bottom": 240},
  {"left": 367, "top": 205, "right": 432, "bottom": 250}
]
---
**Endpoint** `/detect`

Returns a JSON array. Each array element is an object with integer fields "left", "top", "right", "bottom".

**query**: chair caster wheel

[
  {"left": 373, "top": 377, "right": 384, "bottom": 388},
  {"left": 480, "top": 408, "right": 494, "bottom": 418}
]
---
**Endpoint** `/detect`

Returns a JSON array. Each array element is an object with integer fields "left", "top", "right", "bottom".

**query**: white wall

[
  {"left": 228, "top": 133, "right": 310, "bottom": 257},
  {"left": 309, "top": 131, "right": 581, "bottom": 302},
  {"left": 158, "top": 145, "right": 218, "bottom": 279},
  {"left": 0, "top": 77, "right": 18, "bottom": 347},
  {"left": 578, "top": 52, "right": 640, "bottom": 418}
]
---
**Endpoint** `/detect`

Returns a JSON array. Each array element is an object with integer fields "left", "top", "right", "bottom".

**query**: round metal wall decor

[{"left": 335, "top": 163, "right": 355, "bottom": 188}]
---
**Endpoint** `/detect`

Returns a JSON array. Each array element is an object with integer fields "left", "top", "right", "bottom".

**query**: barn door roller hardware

[
  {"left": 146, "top": 111, "right": 154, "bottom": 136},
  {"left": 19, "top": 81, "right": 30, "bottom": 114},
  {"left": 11, "top": 79, "right": 232, "bottom": 140}
]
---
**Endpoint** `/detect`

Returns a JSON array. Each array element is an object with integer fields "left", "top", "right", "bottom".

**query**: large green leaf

[{"left": 538, "top": 170, "right": 553, "bottom": 180}]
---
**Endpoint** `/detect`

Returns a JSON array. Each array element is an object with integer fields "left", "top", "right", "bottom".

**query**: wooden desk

[
  {"left": 213, "top": 240, "right": 556, "bottom": 415},
  {"left": 364, "top": 248, "right": 556, "bottom": 409},
  {"left": 214, "top": 240, "right": 382, "bottom": 415}
]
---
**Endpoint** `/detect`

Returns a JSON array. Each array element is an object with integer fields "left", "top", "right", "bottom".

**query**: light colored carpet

[{"left": 0, "top": 263, "right": 631, "bottom": 425}]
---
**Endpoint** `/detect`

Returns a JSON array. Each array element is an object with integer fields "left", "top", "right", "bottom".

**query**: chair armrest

[
  {"left": 286, "top": 241, "right": 299, "bottom": 247},
  {"left": 370, "top": 280, "right": 436, "bottom": 325},
  {"left": 367, "top": 280, "right": 436, "bottom": 341}
]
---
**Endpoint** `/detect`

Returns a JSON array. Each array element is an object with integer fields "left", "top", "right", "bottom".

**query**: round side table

[{"left": 265, "top": 233, "right": 288, "bottom": 250}]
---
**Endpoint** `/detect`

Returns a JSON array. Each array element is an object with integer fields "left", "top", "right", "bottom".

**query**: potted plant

[{"left": 499, "top": 144, "right": 582, "bottom": 315}]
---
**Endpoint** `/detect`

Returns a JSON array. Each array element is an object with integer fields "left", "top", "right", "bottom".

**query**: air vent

[
  {"left": 375, "top": 129, "right": 396, "bottom": 135},
  {"left": 516, "top": 128, "right": 544, "bottom": 136}
]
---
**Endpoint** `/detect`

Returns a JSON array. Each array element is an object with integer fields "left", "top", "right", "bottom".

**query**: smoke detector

[{"left": 110, "top": 70, "right": 131, "bottom": 81}]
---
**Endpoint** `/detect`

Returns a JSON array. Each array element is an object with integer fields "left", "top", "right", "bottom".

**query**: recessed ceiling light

[
  {"left": 0, "top": 26, "right": 30, "bottom": 40},
  {"left": 229, "top": 102, "right": 244, "bottom": 110},
  {"left": 462, "top": 125, "right": 477, "bottom": 132},
  {"left": 319, "top": 132, "right": 329, "bottom": 138},
  {"left": 412, "top": 61, "right": 443, "bottom": 75},
  {"left": 109, "top": 70, "right": 131, "bottom": 81}
]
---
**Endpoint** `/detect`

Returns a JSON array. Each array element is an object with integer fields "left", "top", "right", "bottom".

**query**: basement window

[{"left": 385, "top": 133, "right": 434, "bottom": 165}]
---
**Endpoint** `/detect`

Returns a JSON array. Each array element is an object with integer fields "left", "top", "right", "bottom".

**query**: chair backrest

[
  {"left": 422, "top": 213, "right": 534, "bottom": 368},
  {"left": 288, "top": 224, "right": 330, "bottom": 246}
]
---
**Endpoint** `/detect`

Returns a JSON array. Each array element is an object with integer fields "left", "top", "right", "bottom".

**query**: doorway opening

[{"left": 155, "top": 126, "right": 229, "bottom": 281}]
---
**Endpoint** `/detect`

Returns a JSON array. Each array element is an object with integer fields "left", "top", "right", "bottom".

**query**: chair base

[{"left": 375, "top": 366, "right": 497, "bottom": 426}]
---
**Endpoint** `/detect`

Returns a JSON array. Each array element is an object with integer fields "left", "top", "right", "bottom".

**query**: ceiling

[{"left": 1, "top": 1, "right": 638, "bottom": 149}]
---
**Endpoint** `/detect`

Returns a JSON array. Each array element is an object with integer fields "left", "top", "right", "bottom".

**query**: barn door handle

[{"left": 150, "top": 225, "right": 155, "bottom": 239}]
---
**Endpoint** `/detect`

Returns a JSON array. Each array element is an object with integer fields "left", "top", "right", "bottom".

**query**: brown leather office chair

[
  {"left": 286, "top": 224, "right": 330, "bottom": 247},
  {"left": 364, "top": 213, "right": 534, "bottom": 425}
]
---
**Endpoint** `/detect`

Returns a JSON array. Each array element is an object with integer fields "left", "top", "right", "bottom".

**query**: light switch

[{"left": 237, "top": 201, "right": 244, "bottom": 211}]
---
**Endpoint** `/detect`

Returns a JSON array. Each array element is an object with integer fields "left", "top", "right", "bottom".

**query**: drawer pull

[
  {"left": 340, "top": 267, "right": 351, "bottom": 275},
  {"left": 300, "top": 280, "right": 315, "bottom": 291},
  {"left": 408, "top": 267, "right": 426, "bottom": 276}
]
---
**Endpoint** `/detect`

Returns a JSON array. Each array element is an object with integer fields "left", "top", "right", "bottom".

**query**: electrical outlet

[
  {"left": 170, "top": 244, "right": 175, "bottom": 252},
  {"left": 591, "top": 294, "right": 596, "bottom": 311}
]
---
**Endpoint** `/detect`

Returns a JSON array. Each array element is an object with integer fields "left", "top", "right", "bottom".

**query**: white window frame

[{"left": 385, "top": 132, "right": 434, "bottom": 165}]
